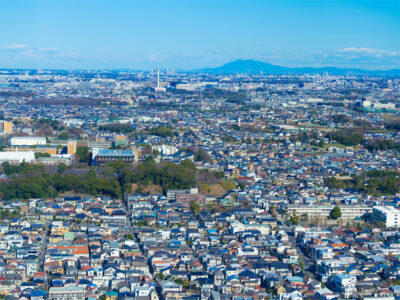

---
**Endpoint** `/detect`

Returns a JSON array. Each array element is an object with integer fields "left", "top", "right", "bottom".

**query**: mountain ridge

[{"left": 193, "top": 59, "right": 400, "bottom": 76}]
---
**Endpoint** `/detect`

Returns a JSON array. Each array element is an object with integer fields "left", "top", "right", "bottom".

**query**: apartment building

[{"left": 373, "top": 206, "right": 400, "bottom": 228}]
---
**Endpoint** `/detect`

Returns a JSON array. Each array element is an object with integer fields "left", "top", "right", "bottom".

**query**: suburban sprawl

[{"left": 0, "top": 69, "right": 399, "bottom": 300}]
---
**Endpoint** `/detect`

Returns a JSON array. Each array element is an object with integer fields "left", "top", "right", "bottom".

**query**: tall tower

[
  {"left": 157, "top": 68, "right": 160, "bottom": 89},
  {"left": 155, "top": 68, "right": 166, "bottom": 92},
  {"left": 67, "top": 140, "right": 77, "bottom": 155}
]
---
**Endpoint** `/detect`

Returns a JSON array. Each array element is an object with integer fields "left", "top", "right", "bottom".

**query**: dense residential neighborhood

[{"left": 0, "top": 69, "right": 399, "bottom": 300}]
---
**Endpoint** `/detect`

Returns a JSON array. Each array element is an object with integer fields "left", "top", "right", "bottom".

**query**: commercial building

[{"left": 372, "top": 206, "right": 400, "bottom": 228}]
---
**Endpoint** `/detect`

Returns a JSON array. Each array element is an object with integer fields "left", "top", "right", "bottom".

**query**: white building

[
  {"left": 279, "top": 291, "right": 302, "bottom": 300},
  {"left": 10, "top": 136, "right": 46, "bottom": 146},
  {"left": 287, "top": 205, "right": 372, "bottom": 219},
  {"left": 315, "top": 288, "right": 337, "bottom": 300},
  {"left": 362, "top": 100, "right": 396, "bottom": 110},
  {"left": 152, "top": 144, "right": 178, "bottom": 156},
  {"left": 230, "top": 221, "right": 270, "bottom": 235},
  {"left": 0, "top": 151, "right": 35, "bottom": 163},
  {"left": 373, "top": 206, "right": 400, "bottom": 228},
  {"left": 333, "top": 274, "right": 356, "bottom": 299}
]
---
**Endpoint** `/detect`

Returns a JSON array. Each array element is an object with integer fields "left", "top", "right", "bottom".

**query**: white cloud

[
  {"left": 337, "top": 47, "right": 400, "bottom": 58},
  {"left": 0, "top": 43, "right": 399, "bottom": 70},
  {"left": 1, "top": 44, "right": 30, "bottom": 50}
]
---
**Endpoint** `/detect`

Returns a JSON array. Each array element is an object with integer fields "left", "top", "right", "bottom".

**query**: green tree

[
  {"left": 300, "top": 213, "right": 308, "bottom": 223},
  {"left": 238, "top": 182, "right": 245, "bottom": 190},
  {"left": 34, "top": 152, "right": 51, "bottom": 159},
  {"left": 298, "top": 256, "right": 305, "bottom": 271},
  {"left": 57, "top": 163, "right": 68, "bottom": 173},
  {"left": 330, "top": 206, "right": 342, "bottom": 220},
  {"left": 194, "top": 149, "right": 211, "bottom": 162},
  {"left": 180, "top": 159, "right": 196, "bottom": 170},
  {"left": 143, "top": 155, "right": 154, "bottom": 164},
  {"left": 149, "top": 125, "right": 174, "bottom": 138},
  {"left": 326, "top": 129, "right": 364, "bottom": 146},
  {"left": 124, "top": 233, "right": 134, "bottom": 240},
  {"left": 289, "top": 213, "right": 299, "bottom": 225},
  {"left": 190, "top": 200, "right": 201, "bottom": 216},
  {"left": 269, "top": 205, "right": 279, "bottom": 219},
  {"left": 206, "top": 203, "right": 215, "bottom": 212},
  {"left": 75, "top": 146, "right": 90, "bottom": 163}
]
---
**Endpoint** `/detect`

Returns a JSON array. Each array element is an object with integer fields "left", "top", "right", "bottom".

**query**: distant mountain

[{"left": 194, "top": 59, "right": 400, "bottom": 76}]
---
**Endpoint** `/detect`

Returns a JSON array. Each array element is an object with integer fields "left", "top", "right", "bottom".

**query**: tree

[
  {"left": 194, "top": 149, "right": 211, "bottom": 162},
  {"left": 75, "top": 146, "right": 90, "bottom": 163},
  {"left": 206, "top": 203, "right": 215, "bottom": 212},
  {"left": 143, "top": 155, "right": 154, "bottom": 164},
  {"left": 180, "top": 159, "right": 196, "bottom": 170},
  {"left": 326, "top": 129, "right": 364, "bottom": 146},
  {"left": 376, "top": 221, "right": 386, "bottom": 229},
  {"left": 269, "top": 205, "right": 279, "bottom": 219},
  {"left": 289, "top": 213, "right": 299, "bottom": 225},
  {"left": 98, "top": 123, "right": 135, "bottom": 134},
  {"left": 190, "top": 200, "right": 201, "bottom": 216},
  {"left": 34, "top": 152, "right": 51, "bottom": 159},
  {"left": 124, "top": 233, "right": 134, "bottom": 240},
  {"left": 57, "top": 163, "right": 68, "bottom": 173},
  {"left": 149, "top": 125, "right": 174, "bottom": 138},
  {"left": 238, "top": 182, "right": 245, "bottom": 190},
  {"left": 300, "top": 213, "right": 308, "bottom": 223},
  {"left": 330, "top": 206, "right": 342, "bottom": 220},
  {"left": 298, "top": 256, "right": 305, "bottom": 271}
]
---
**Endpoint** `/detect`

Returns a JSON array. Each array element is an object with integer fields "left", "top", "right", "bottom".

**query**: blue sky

[{"left": 0, "top": 0, "right": 399, "bottom": 70}]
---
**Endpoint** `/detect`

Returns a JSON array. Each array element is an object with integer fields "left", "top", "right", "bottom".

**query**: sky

[{"left": 0, "top": 0, "right": 399, "bottom": 70}]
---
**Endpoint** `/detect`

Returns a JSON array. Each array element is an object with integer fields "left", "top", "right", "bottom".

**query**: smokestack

[{"left": 157, "top": 68, "right": 160, "bottom": 88}]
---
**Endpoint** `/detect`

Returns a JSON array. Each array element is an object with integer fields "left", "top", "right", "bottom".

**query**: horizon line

[{"left": 0, "top": 58, "right": 399, "bottom": 73}]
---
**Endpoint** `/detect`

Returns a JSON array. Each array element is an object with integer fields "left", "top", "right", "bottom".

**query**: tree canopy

[{"left": 330, "top": 206, "right": 342, "bottom": 219}]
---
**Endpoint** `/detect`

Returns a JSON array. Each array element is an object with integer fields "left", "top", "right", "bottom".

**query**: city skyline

[
  {"left": 0, "top": 2, "right": 400, "bottom": 296},
  {"left": 0, "top": 0, "right": 399, "bottom": 70}
]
